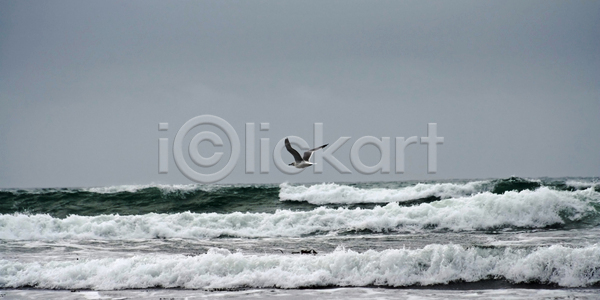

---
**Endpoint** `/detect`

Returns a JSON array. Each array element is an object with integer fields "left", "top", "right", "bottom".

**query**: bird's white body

[{"left": 290, "top": 161, "right": 314, "bottom": 168}]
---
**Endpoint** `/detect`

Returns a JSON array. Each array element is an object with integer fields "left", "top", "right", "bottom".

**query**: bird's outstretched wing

[
  {"left": 285, "top": 138, "right": 303, "bottom": 163},
  {"left": 303, "top": 144, "right": 328, "bottom": 162}
]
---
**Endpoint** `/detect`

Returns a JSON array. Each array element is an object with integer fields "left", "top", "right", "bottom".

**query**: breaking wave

[
  {"left": 3, "top": 177, "right": 596, "bottom": 217},
  {"left": 2, "top": 244, "right": 599, "bottom": 289},
  {"left": 1, "top": 187, "right": 598, "bottom": 240},
  {"left": 279, "top": 181, "right": 490, "bottom": 204}
]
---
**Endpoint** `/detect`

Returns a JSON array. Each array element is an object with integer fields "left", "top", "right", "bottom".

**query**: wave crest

[
  {"left": 1, "top": 187, "right": 597, "bottom": 240},
  {"left": 279, "top": 181, "right": 490, "bottom": 204},
  {"left": 2, "top": 244, "right": 599, "bottom": 289}
]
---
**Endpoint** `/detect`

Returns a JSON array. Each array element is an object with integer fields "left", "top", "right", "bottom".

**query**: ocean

[{"left": 1, "top": 177, "right": 599, "bottom": 299}]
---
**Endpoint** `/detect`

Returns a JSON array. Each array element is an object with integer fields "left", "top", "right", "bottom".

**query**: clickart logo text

[{"left": 158, "top": 115, "right": 444, "bottom": 183}]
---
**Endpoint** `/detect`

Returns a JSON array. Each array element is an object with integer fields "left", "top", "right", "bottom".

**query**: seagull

[{"left": 285, "top": 138, "right": 328, "bottom": 168}]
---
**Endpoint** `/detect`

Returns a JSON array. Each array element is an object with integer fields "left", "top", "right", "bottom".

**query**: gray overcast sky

[{"left": 1, "top": 0, "right": 599, "bottom": 188}]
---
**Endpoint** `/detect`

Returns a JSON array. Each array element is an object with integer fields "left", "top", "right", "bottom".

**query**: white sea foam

[
  {"left": 566, "top": 180, "right": 599, "bottom": 189},
  {"left": 1, "top": 187, "right": 597, "bottom": 240},
  {"left": 279, "top": 181, "right": 490, "bottom": 204},
  {"left": 83, "top": 183, "right": 218, "bottom": 194},
  {"left": 4, "top": 288, "right": 600, "bottom": 300},
  {"left": 1, "top": 244, "right": 599, "bottom": 289}
]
